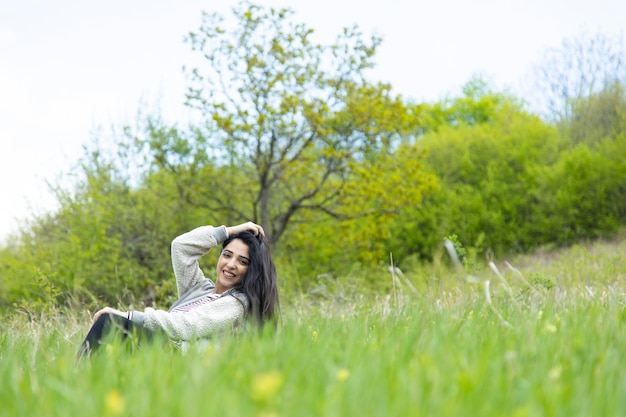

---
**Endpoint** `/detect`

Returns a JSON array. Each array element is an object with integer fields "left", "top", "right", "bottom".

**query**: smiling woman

[{"left": 76, "top": 221, "right": 280, "bottom": 358}]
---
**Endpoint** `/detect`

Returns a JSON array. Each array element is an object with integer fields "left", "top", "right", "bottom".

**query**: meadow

[{"left": 1, "top": 237, "right": 625, "bottom": 417}]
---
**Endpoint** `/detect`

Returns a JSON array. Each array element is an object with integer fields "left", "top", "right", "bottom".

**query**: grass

[{"left": 2, "top": 237, "right": 626, "bottom": 417}]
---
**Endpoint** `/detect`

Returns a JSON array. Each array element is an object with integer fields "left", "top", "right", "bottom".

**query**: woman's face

[{"left": 215, "top": 238, "right": 250, "bottom": 292}]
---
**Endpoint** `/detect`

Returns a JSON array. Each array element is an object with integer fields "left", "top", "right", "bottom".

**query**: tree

[
  {"left": 420, "top": 74, "right": 521, "bottom": 132},
  {"left": 137, "top": 1, "right": 427, "bottom": 244},
  {"left": 388, "top": 81, "right": 568, "bottom": 262},
  {"left": 530, "top": 31, "right": 626, "bottom": 124},
  {"left": 567, "top": 81, "right": 626, "bottom": 145}
]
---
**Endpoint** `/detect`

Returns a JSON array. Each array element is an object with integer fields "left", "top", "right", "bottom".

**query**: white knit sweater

[{"left": 131, "top": 225, "right": 248, "bottom": 341}]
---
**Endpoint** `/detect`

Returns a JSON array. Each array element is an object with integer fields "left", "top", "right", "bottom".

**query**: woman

[{"left": 76, "top": 221, "right": 279, "bottom": 357}]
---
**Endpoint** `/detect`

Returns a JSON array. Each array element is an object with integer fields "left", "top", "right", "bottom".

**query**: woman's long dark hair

[{"left": 222, "top": 231, "right": 279, "bottom": 326}]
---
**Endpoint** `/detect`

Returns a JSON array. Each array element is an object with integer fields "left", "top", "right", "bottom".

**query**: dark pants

[{"left": 76, "top": 313, "right": 155, "bottom": 359}]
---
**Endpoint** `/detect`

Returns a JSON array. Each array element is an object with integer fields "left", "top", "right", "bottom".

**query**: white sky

[{"left": 1, "top": 0, "right": 625, "bottom": 242}]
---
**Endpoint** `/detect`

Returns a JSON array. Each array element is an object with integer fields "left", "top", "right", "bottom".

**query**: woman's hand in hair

[{"left": 226, "top": 222, "right": 265, "bottom": 238}]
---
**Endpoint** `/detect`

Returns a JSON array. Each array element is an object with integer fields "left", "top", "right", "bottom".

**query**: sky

[{"left": 1, "top": 0, "right": 625, "bottom": 242}]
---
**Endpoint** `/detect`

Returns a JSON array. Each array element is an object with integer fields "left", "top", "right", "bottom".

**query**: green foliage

[
  {"left": 528, "top": 273, "right": 555, "bottom": 290},
  {"left": 419, "top": 74, "right": 523, "bottom": 132},
  {"left": 566, "top": 81, "right": 626, "bottom": 145},
  {"left": 280, "top": 140, "right": 436, "bottom": 274},
  {"left": 388, "top": 78, "right": 626, "bottom": 267},
  {"left": 0, "top": 141, "right": 190, "bottom": 312},
  {"left": 533, "top": 136, "right": 626, "bottom": 244},
  {"left": 0, "top": 243, "right": 61, "bottom": 317},
  {"left": 389, "top": 89, "right": 564, "bottom": 263},
  {"left": 443, "top": 234, "right": 483, "bottom": 271},
  {"left": 176, "top": 1, "right": 429, "bottom": 243}
]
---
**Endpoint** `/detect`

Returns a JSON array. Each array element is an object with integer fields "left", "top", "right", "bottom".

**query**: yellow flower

[
  {"left": 105, "top": 390, "right": 125, "bottom": 415},
  {"left": 251, "top": 370, "right": 284, "bottom": 402},
  {"left": 311, "top": 330, "right": 318, "bottom": 342},
  {"left": 336, "top": 368, "right": 350, "bottom": 382}
]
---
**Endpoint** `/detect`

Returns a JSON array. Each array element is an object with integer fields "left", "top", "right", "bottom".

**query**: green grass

[{"left": 2, "top": 237, "right": 626, "bottom": 417}]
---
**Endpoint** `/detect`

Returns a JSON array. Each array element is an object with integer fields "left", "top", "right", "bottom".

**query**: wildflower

[
  {"left": 336, "top": 368, "right": 350, "bottom": 382},
  {"left": 105, "top": 390, "right": 125, "bottom": 415},
  {"left": 311, "top": 330, "right": 318, "bottom": 342},
  {"left": 251, "top": 370, "right": 284, "bottom": 402}
]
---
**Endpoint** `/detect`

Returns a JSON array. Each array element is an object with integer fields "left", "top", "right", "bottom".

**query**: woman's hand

[
  {"left": 92, "top": 306, "right": 127, "bottom": 324},
  {"left": 226, "top": 222, "right": 265, "bottom": 238}
]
